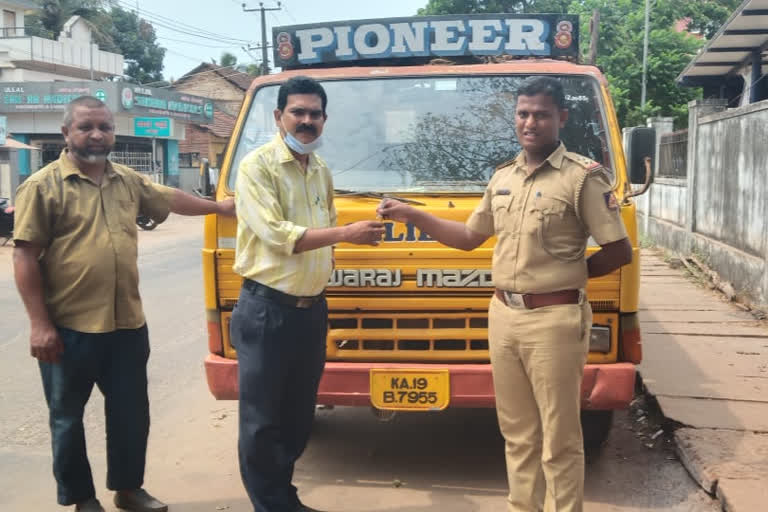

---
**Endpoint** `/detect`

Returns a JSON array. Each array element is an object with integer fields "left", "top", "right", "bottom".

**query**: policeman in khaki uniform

[{"left": 378, "top": 76, "right": 632, "bottom": 512}]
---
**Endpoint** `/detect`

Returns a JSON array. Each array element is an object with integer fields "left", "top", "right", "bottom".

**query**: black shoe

[
  {"left": 75, "top": 498, "right": 105, "bottom": 512},
  {"left": 296, "top": 505, "right": 325, "bottom": 512},
  {"left": 114, "top": 489, "right": 168, "bottom": 512}
]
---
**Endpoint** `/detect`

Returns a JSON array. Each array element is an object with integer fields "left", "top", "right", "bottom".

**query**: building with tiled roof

[
  {"left": 171, "top": 63, "right": 253, "bottom": 190},
  {"left": 178, "top": 110, "right": 236, "bottom": 171},
  {"left": 172, "top": 63, "right": 254, "bottom": 117}
]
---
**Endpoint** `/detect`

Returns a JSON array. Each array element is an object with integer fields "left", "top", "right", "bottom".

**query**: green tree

[
  {"left": 25, "top": 0, "right": 113, "bottom": 46},
  {"left": 417, "top": 0, "right": 740, "bottom": 128},
  {"left": 569, "top": 0, "right": 739, "bottom": 127},
  {"left": 242, "top": 63, "right": 262, "bottom": 76},
  {"left": 418, "top": 0, "right": 571, "bottom": 15},
  {"left": 216, "top": 52, "right": 262, "bottom": 77},
  {"left": 108, "top": 6, "right": 166, "bottom": 83},
  {"left": 219, "top": 52, "right": 238, "bottom": 68}
]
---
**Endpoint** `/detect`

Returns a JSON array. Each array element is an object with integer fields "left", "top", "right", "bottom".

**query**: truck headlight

[{"left": 589, "top": 325, "right": 611, "bottom": 353}]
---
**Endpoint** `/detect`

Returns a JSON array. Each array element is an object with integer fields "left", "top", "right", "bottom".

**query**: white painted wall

[
  {"left": 0, "top": 68, "right": 91, "bottom": 81},
  {"left": 638, "top": 99, "right": 768, "bottom": 304},
  {"left": 61, "top": 17, "right": 91, "bottom": 45},
  {"left": 0, "top": 14, "right": 124, "bottom": 78},
  {"left": 0, "top": 2, "right": 25, "bottom": 32}
]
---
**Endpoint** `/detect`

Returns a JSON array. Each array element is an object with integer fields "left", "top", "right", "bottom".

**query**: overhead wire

[
  {"left": 156, "top": 36, "right": 243, "bottom": 50},
  {"left": 279, "top": 2, "right": 299, "bottom": 24},
  {"left": 112, "top": 0, "right": 259, "bottom": 82},
  {"left": 163, "top": 48, "right": 213, "bottom": 64},
  {"left": 135, "top": 17, "right": 251, "bottom": 45},
  {"left": 114, "top": 0, "right": 251, "bottom": 42},
  {"left": 112, "top": 0, "right": 252, "bottom": 45}
]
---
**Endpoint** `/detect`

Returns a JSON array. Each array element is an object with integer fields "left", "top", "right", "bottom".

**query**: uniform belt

[
  {"left": 494, "top": 288, "right": 581, "bottom": 309},
  {"left": 243, "top": 279, "right": 325, "bottom": 309}
]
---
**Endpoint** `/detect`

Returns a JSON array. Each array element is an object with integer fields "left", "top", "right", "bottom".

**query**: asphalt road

[{"left": 0, "top": 215, "right": 718, "bottom": 511}]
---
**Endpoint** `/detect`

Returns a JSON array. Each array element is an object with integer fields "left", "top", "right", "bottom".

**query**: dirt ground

[{"left": 0, "top": 216, "right": 718, "bottom": 511}]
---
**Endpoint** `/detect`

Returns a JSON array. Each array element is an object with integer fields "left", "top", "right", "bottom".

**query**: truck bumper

[{"left": 204, "top": 355, "right": 636, "bottom": 409}]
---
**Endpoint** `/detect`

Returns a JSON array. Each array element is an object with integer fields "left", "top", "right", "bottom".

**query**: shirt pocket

[
  {"left": 117, "top": 199, "right": 138, "bottom": 235},
  {"left": 491, "top": 194, "right": 515, "bottom": 234},
  {"left": 314, "top": 197, "right": 331, "bottom": 228},
  {"left": 531, "top": 197, "right": 585, "bottom": 261}
]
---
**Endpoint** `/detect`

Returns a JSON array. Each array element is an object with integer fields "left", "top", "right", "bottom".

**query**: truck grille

[
  {"left": 326, "top": 299, "right": 617, "bottom": 361},
  {"left": 327, "top": 311, "right": 489, "bottom": 361}
]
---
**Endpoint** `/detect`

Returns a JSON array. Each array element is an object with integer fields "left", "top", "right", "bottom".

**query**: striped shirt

[{"left": 233, "top": 134, "right": 337, "bottom": 297}]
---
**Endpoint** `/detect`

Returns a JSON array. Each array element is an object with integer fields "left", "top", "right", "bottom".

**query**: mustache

[{"left": 295, "top": 124, "right": 317, "bottom": 134}]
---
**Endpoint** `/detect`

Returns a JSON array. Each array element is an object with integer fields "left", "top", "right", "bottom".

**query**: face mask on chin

[{"left": 283, "top": 131, "right": 322, "bottom": 155}]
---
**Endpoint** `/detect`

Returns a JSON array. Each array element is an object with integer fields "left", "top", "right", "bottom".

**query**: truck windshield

[{"left": 228, "top": 75, "right": 612, "bottom": 193}]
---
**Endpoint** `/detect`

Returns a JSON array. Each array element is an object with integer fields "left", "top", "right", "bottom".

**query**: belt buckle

[
  {"left": 503, "top": 291, "right": 526, "bottom": 308},
  {"left": 296, "top": 297, "right": 313, "bottom": 308}
]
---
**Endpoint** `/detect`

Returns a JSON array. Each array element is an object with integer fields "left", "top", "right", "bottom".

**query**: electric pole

[
  {"left": 640, "top": 0, "right": 650, "bottom": 108},
  {"left": 242, "top": 2, "right": 281, "bottom": 75}
]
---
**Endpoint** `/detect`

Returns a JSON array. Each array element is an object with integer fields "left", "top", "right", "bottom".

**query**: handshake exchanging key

[
  {"left": 339, "top": 199, "right": 414, "bottom": 246},
  {"left": 376, "top": 198, "right": 414, "bottom": 224}
]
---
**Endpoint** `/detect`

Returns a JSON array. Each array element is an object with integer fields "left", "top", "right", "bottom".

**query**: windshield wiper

[
  {"left": 333, "top": 189, "right": 426, "bottom": 206},
  {"left": 412, "top": 180, "right": 488, "bottom": 187}
]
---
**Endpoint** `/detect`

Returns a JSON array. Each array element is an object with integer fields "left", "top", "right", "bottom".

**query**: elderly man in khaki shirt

[
  {"left": 13, "top": 96, "right": 235, "bottom": 512},
  {"left": 378, "top": 76, "right": 632, "bottom": 512}
]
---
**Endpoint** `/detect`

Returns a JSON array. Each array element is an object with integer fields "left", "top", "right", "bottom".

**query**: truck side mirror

[
  {"left": 196, "top": 158, "right": 215, "bottom": 198},
  {"left": 626, "top": 127, "right": 655, "bottom": 185},
  {"left": 624, "top": 127, "right": 655, "bottom": 199}
]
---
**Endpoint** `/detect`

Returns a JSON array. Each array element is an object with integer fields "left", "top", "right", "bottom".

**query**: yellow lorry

[{"left": 200, "top": 13, "right": 654, "bottom": 447}]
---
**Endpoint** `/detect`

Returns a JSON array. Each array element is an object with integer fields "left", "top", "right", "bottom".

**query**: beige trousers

[{"left": 488, "top": 294, "right": 592, "bottom": 512}]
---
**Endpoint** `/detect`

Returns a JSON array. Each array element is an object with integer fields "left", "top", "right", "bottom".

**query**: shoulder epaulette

[
  {"left": 564, "top": 151, "right": 604, "bottom": 173},
  {"left": 585, "top": 162, "right": 604, "bottom": 173}
]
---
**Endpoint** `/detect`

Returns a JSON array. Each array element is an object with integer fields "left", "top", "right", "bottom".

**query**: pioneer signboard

[{"left": 273, "top": 14, "right": 579, "bottom": 68}]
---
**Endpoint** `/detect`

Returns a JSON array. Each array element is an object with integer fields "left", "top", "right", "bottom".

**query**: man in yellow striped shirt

[{"left": 232, "top": 76, "right": 385, "bottom": 512}]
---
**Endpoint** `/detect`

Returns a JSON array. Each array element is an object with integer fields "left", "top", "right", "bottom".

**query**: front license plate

[{"left": 370, "top": 369, "right": 450, "bottom": 411}]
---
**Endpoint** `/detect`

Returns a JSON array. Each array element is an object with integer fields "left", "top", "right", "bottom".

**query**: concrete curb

[{"left": 674, "top": 428, "right": 768, "bottom": 512}]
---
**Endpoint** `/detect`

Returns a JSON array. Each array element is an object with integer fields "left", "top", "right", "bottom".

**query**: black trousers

[
  {"left": 39, "top": 325, "right": 150, "bottom": 505},
  {"left": 231, "top": 283, "right": 327, "bottom": 512}
]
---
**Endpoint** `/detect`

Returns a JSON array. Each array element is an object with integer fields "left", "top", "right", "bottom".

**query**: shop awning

[
  {"left": 2, "top": 136, "right": 40, "bottom": 150},
  {"left": 677, "top": 0, "right": 768, "bottom": 90}
]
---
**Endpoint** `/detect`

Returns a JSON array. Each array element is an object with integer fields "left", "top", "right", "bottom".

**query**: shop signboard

[
  {"left": 0, "top": 82, "right": 214, "bottom": 123},
  {"left": 134, "top": 117, "right": 171, "bottom": 137}
]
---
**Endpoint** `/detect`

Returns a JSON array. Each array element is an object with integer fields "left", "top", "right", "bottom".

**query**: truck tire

[{"left": 581, "top": 410, "right": 613, "bottom": 454}]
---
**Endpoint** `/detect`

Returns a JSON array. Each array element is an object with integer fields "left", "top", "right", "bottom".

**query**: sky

[{"left": 129, "top": 0, "right": 428, "bottom": 81}]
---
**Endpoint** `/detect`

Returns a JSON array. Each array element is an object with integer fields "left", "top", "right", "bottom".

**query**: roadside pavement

[{"left": 638, "top": 249, "right": 768, "bottom": 511}]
